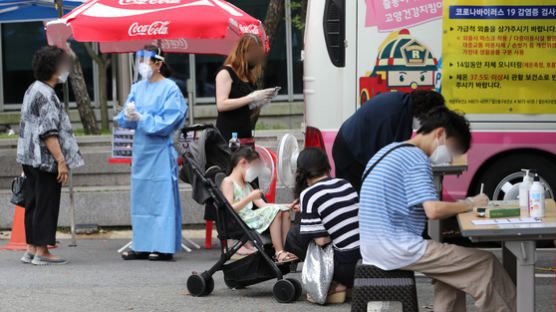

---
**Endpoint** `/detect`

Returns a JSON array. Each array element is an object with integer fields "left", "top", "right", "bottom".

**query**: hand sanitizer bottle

[
  {"left": 519, "top": 169, "right": 533, "bottom": 215},
  {"left": 528, "top": 172, "right": 545, "bottom": 218}
]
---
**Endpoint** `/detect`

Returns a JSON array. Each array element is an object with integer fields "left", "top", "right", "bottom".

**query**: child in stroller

[
  {"left": 221, "top": 146, "right": 299, "bottom": 263},
  {"left": 179, "top": 124, "right": 302, "bottom": 303}
]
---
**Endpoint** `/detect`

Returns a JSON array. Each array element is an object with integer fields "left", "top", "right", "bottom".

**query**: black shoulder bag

[
  {"left": 361, "top": 143, "right": 415, "bottom": 183},
  {"left": 10, "top": 174, "right": 26, "bottom": 207}
]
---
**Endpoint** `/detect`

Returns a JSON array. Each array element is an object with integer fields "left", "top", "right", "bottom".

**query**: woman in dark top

[{"left": 215, "top": 34, "right": 275, "bottom": 142}]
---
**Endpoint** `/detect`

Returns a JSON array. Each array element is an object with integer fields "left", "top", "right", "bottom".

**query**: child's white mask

[{"left": 244, "top": 166, "right": 261, "bottom": 183}]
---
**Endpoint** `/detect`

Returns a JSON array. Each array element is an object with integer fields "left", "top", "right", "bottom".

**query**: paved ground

[{"left": 0, "top": 238, "right": 554, "bottom": 312}]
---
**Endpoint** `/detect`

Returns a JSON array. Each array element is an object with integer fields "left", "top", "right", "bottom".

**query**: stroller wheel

[
  {"left": 286, "top": 278, "right": 302, "bottom": 300},
  {"left": 187, "top": 272, "right": 214, "bottom": 297},
  {"left": 204, "top": 274, "right": 215, "bottom": 295},
  {"left": 273, "top": 279, "right": 297, "bottom": 303}
]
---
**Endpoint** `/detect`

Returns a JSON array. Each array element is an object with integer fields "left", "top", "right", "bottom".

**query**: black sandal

[
  {"left": 121, "top": 250, "right": 149, "bottom": 260},
  {"left": 148, "top": 252, "right": 173, "bottom": 261}
]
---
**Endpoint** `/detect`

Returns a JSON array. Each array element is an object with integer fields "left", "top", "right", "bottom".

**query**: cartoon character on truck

[{"left": 359, "top": 29, "right": 438, "bottom": 105}]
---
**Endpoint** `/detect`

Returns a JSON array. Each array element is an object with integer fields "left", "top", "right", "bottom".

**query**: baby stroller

[{"left": 176, "top": 124, "right": 302, "bottom": 303}]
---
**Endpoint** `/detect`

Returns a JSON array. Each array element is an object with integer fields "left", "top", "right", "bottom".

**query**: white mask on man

[
  {"left": 244, "top": 166, "right": 261, "bottom": 183},
  {"left": 412, "top": 117, "right": 421, "bottom": 131},
  {"left": 429, "top": 134, "right": 452, "bottom": 166}
]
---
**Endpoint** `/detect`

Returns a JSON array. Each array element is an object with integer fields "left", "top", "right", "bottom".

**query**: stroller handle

[{"left": 181, "top": 124, "right": 216, "bottom": 134}]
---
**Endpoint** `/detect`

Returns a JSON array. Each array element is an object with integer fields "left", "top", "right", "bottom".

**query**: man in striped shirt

[{"left": 359, "top": 107, "right": 516, "bottom": 311}]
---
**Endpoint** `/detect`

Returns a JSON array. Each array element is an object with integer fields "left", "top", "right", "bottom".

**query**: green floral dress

[{"left": 233, "top": 181, "right": 290, "bottom": 233}]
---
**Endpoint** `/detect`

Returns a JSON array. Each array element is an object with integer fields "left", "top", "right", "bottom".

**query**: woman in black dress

[{"left": 215, "top": 34, "right": 275, "bottom": 142}]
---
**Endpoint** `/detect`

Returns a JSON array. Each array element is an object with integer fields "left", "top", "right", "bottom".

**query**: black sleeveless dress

[{"left": 215, "top": 66, "right": 256, "bottom": 142}]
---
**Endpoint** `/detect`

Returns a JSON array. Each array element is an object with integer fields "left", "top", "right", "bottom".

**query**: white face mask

[
  {"left": 138, "top": 63, "right": 153, "bottom": 80},
  {"left": 429, "top": 134, "right": 452, "bottom": 166},
  {"left": 412, "top": 117, "right": 421, "bottom": 131},
  {"left": 58, "top": 71, "right": 69, "bottom": 84},
  {"left": 244, "top": 166, "right": 261, "bottom": 183}
]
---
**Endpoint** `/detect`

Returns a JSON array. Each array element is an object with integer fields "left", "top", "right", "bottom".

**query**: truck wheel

[{"left": 471, "top": 153, "right": 556, "bottom": 201}]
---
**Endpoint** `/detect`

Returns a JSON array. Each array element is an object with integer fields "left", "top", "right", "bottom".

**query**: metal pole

[
  {"left": 187, "top": 78, "right": 194, "bottom": 125},
  {"left": 188, "top": 54, "right": 196, "bottom": 125},
  {"left": 68, "top": 169, "right": 76, "bottom": 247},
  {"left": 56, "top": 0, "right": 77, "bottom": 247},
  {"left": 285, "top": 0, "right": 294, "bottom": 103},
  {"left": 92, "top": 43, "right": 100, "bottom": 108},
  {"left": 62, "top": 83, "right": 75, "bottom": 246},
  {"left": 116, "top": 53, "right": 132, "bottom": 114},
  {"left": 0, "top": 24, "right": 4, "bottom": 112},
  {"left": 428, "top": 173, "right": 443, "bottom": 242}
]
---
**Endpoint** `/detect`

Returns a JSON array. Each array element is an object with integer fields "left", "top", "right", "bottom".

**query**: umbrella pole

[
  {"left": 63, "top": 71, "right": 77, "bottom": 247},
  {"left": 57, "top": 0, "right": 77, "bottom": 247},
  {"left": 187, "top": 54, "right": 196, "bottom": 125},
  {"left": 187, "top": 78, "right": 194, "bottom": 125},
  {"left": 68, "top": 169, "right": 77, "bottom": 247}
]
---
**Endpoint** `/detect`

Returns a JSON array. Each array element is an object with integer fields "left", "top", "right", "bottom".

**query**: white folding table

[{"left": 457, "top": 199, "right": 556, "bottom": 312}]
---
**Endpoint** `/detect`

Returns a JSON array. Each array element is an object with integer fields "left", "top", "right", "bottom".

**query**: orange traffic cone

[
  {"left": 0, "top": 205, "right": 27, "bottom": 250},
  {"left": 0, "top": 204, "right": 56, "bottom": 250}
]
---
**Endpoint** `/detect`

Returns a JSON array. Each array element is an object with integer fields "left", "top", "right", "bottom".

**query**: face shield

[{"left": 133, "top": 50, "right": 165, "bottom": 82}]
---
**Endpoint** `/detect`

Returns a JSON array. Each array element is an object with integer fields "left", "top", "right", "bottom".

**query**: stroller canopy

[{"left": 176, "top": 125, "right": 230, "bottom": 205}]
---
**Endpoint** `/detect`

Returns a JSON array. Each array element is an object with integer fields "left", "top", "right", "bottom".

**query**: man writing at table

[{"left": 359, "top": 107, "right": 516, "bottom": 312}]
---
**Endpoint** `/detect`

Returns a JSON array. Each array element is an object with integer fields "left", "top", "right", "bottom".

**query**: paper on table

[
  {"left": 488, "top": 200, "right": 519, "bottom": 207},
  {"left": 472, "top": 218, "right": 543, "bottom": 226}
]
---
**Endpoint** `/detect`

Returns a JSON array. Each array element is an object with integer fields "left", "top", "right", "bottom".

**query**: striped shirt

[
  {"left": 359, "top": 142, "right": 437, "bottom": 270},
  {"left": 300, "top": 178, "right": 361, "bottom": 263}
]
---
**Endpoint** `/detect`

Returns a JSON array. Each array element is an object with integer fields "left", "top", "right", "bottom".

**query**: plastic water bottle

[
  {"left": 228, "top": 132, "right": 240, "bottom": 151},
  {"left": 528, "top": 172, "right": 545, "bottom": 218},
  {"left": 519, "top": 169, "right": 533, "bottom": 215}
]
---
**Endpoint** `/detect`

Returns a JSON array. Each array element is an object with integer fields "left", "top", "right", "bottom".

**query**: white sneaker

[
  {"left": 20, "top": 251, "right": 34, "bottom": 264},
  {"left": 31, "top": 254, "right": 69, "bottom": 265}
]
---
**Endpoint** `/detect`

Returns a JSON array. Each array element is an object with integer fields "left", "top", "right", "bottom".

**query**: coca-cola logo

[
  {"left": 239, "top": 24, "right": 260, "bottom": 35},
  {"left": 129, "top": 21, "right": 170, "bottom": 37},
  {"left": 119, "top": 0, "right": 180, "bottom": 5}
]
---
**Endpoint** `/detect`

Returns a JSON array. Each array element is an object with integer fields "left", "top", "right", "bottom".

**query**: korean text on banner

[
  {"left": 365, "top": 0, "right": 443, "bottom": 31},
  {"left": 442, "top": 0, "right": 556, "bottom": 114}
]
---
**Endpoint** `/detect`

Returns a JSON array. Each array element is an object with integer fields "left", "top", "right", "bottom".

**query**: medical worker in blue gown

[{"left": 115, "top": 46, "right": 187, "bottom": 261}]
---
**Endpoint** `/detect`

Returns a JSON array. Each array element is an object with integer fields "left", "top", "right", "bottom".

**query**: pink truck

[{"left": 302, "top": 0, "right": 556, "bottom": 206}]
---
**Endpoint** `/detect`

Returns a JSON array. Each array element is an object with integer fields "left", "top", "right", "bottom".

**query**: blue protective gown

[{"left": 114, "top": 78, "right": 187, "bottom": 254}]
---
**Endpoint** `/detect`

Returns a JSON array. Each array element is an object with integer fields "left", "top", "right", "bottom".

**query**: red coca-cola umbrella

[{"left": 45, "top": 0, "right": 268, "bottom": 55}]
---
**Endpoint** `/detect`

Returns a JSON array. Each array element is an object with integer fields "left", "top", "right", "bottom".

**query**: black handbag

[{"left": 10, "top": 175, "right": 26, "bottom": 207}]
